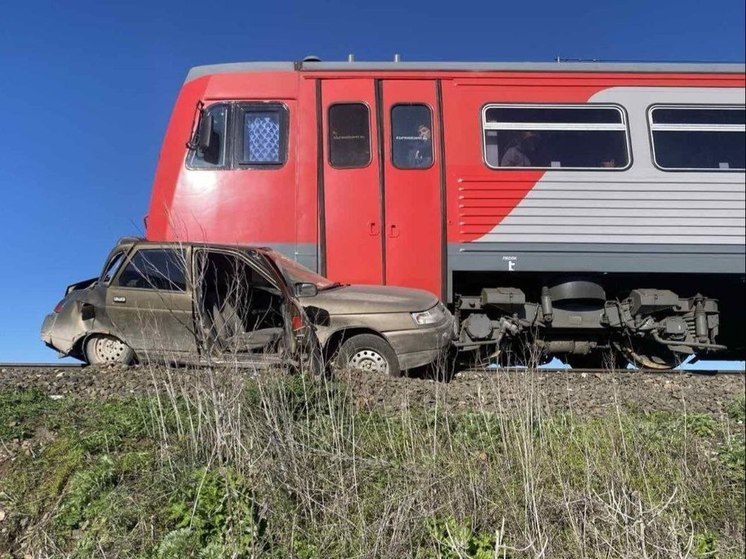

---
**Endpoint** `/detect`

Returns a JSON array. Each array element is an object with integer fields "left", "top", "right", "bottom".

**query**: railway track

[
  {"left": 462, "top": 367, "right": 745, "bottom": 375},
  {"left": 1, "top": 362, "right": 743, "bottom": 375},
  {"left": 0, "top": 362, "right": 84, "bottom": 369},
  {"left": 1, "top": 362, "right": 743, "bottom": 418}
]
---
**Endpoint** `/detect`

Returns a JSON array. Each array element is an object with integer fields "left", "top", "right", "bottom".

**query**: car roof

[{"left": 116, "top": 238, "right": 272, "bottom": 254}]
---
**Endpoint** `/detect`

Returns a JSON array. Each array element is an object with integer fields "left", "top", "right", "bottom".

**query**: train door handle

[
  {"left": 388, "top": 225, "right": 399, "bottom": 238},
  {"left": 369, "top": 222, "right": 380, "bottom": 236}
]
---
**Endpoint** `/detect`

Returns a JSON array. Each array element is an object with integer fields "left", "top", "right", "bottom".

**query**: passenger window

[
  {"left": 483, "top": 105, "right": 630, "bottom": 170},
  {"left": 188, "top": 104, "right": 229, "bottom": 169},
  {"left": 649, "top": 106, "right": 745, "bottom": 171},
  {"left": 392, "top": 104, "right": 433, "bottom": 169},
  {"left": 116, "top": 249, "right": 187, "bottom": 291},
  {"left": 328, "top": 103, "right": 371, "bottom": 168},
  {"left": 239, "top": 104, "right": 288, "bottom": 166}
]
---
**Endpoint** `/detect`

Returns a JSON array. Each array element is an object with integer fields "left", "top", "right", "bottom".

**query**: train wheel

[
  {"left": 496, "top": 343, "right": 552, "bottom": 368},
  {"left": 565, "top": 349, "right": 626, "bottom": 370},
  {"left": 564, "top": 354, "right": 605, "bottom": 370}
]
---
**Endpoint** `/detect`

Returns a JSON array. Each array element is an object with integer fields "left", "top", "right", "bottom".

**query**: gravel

[
  {"left": 1, "top": 365, "right": 743, "bottom": 418},
  {"left": 343, "top": 369, "right": 745, "bottom": 418}
]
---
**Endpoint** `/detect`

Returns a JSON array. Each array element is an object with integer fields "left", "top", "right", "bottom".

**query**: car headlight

[{"left": 411, "top": 302, "right": 447, "bottom": 326}]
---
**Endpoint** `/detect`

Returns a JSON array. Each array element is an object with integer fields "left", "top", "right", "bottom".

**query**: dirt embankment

[{"left": 1, "top": 365, "right": 743, "bottom": 418}]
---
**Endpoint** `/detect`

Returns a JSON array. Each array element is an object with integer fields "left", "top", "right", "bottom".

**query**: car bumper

[
  {"left": 40, "top": 313, "right": 74, "bottom": 355},
  {"left": 386, "top": 315, "right": 455, "bottom": 370}
]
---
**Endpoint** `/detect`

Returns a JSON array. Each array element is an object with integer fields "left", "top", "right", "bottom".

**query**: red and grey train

[{"left": 146, "top": 60, "right": 746, "bottom": 368}]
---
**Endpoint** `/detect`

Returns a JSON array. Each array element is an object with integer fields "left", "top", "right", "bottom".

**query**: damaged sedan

[{"left": 41, "top": 238, "right": 454, "bottom": 375}]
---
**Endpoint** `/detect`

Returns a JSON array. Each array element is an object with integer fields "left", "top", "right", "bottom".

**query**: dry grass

[
  {"left": 131, "top": 362, "right": 744, "bottom": 558},
  {"left": 1, "top": 349, "right": 744, "bottom": 557}
]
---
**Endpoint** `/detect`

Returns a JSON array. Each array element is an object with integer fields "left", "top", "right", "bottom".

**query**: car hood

[{"left": 304, "top": 285, "right": 439, "bottom": 315}]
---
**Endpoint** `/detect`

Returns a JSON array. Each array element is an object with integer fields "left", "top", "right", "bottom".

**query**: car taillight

[
  {"left": 53, "top": 300, "right": 65, "bottom": 313},
  {"left": 291, "top": 314, "right": 304, "bottom": 331}
]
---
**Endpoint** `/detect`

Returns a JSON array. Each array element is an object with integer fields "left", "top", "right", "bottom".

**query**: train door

[
  {"left": 321, "top": 80, "right": 383, "bottom": 284},
  {"left": 381, "top": 80, "right": 443, "bottom": 297}
]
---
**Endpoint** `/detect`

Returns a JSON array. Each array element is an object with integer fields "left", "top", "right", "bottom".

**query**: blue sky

[{"left": 0, "top": 0, "right": 744, "bottom": 365}]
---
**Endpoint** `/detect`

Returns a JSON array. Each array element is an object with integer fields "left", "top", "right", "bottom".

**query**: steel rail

[
  {"left": 0, "top": 362, "right": 84, "bottom": 369},
  {"left": 0, "top": 363, "right": 743, "bottom": 376},
  {"left": 460, "top": 367, "right": 745, "bottom": 375}
]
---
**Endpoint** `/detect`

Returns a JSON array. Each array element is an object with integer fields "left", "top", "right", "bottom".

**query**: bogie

[{"left": 453, "top": 276, "right": 727, "bottom": 370}]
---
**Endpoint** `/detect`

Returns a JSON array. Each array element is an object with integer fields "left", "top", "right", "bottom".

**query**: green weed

[
  {"left": 0, "top": 388, "right": 62, "bottom": 440},
  {"left": 726, "top": 395, "right": 745, "bottom": 423},
  {"left": 420, "top": 517, "right": 501, "bottom": 559},
  {"left": 165, "top": 467, "right": 268, "bottom": 556}
]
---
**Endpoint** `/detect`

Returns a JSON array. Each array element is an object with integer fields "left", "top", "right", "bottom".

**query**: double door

[{"left": 321, "top": 79, "right": 443, "bottom": 297}]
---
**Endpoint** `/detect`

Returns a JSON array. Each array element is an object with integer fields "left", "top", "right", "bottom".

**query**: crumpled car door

[{"left": 249, "top": 251, "right": 322, "bottom": 375}]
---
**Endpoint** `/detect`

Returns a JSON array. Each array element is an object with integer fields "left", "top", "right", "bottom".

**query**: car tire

[
  {"left": 337, "top": 334, "right": 401, "bottom": 377},
  {"left": 85, "top": 334, "right": 135, "bottom": 366}
]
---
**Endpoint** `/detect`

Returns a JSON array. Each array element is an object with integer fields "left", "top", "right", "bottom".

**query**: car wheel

[
  {"left": 85, "top": 334, "right": 135, "bottom": 366},
  {"left": 337, "top": 334, "right": 401, "bottom": 377}
]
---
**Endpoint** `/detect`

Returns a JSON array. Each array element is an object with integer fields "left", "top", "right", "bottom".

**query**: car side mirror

[
  {"left": 295, "top": 282, "right": 318, "bottom": 297},
  {"left": 197, "top": 113, "right": 214, "bottom": 152}
]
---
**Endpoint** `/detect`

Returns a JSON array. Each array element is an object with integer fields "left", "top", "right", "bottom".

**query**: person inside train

[
  {"left": 406, "top": 123, "right": 433, "bottom": 168},
  {"left": 500, "top": 131, "right": 539, "bottom": 167}
]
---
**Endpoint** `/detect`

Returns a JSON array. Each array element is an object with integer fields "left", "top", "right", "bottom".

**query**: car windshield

[{"left": 268, "top": 251, "right": 338, "bottom": 290}]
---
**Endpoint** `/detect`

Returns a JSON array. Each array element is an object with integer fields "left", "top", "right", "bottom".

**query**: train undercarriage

[{"left": 452, "top": 274, "right": 743, "bottom": 369}]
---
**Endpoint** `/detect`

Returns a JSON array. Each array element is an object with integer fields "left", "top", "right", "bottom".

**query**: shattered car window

[
  {"left": 101, "top": 252, "right": 125, "bottom": 283},
  {"left": 116, "top": 249, "right": 187, "bottom": 291}
]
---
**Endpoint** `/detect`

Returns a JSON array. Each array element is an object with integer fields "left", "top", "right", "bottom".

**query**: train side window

[
  {"left": 188, "top": 104, "right": 229, "bottom": 169},
  {"left": 116, "top": 249, "right": 187, "bottom": 291},
  {"left": 649, "top": 106, "right": 745, "bottom": 171},
  {"left": 238, "top": 103, "right": 289, "bottom": 167},
  {"left": 391, "top": 104, "right": 433, "bottom": 169},
  {"left": 482, "top": 105, "right": 630, "bottom": 170},
  {"left": 328, "top": 103, "right": 371, "bottom": 168}
]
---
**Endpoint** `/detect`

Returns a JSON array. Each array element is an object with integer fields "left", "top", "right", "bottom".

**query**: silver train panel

[{"left": 473, "top": 87, "right": 746, "bottom": 246}]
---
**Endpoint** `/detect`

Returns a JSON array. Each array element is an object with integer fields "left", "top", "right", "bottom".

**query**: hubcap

[
  {"left": 95, "top": 337, "right": 128, "bottom": 363},
  {"left": 349, "top": 349, "right": 389, "bottom": 374}
]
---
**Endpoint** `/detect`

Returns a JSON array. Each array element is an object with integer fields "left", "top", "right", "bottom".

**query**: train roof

[{"left": 185, "top": 60, "right": 746, "bottom": 82}]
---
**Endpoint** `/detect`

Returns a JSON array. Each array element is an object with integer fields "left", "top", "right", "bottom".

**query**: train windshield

[{"left": 268, "top": 251, "right": 337, "bottom": 290}]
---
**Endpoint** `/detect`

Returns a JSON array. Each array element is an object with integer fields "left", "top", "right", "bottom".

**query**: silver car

[{"left": 41, "top": 239, "right": 454, "bottom": 376}]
